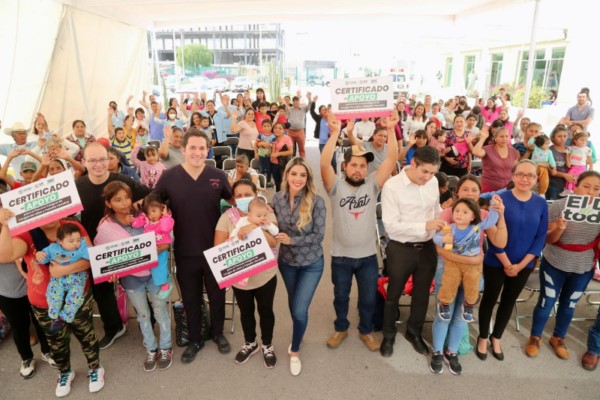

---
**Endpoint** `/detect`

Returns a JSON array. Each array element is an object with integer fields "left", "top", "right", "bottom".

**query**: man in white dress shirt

[{"left": 380, "top": 146, "right": 444, "bottom": 357}]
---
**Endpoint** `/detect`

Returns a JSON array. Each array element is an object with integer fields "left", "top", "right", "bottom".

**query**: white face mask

[
  {"left": 169, "top": 113, "right": 177, "bottom": 120},
  {"left": 235, "top": 196, "right": 254, "bottom": 214}
]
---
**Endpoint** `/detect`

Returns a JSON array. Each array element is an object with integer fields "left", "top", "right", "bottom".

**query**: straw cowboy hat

[{"left": 4, "top": 122, "right": 30, "bottom": 136}]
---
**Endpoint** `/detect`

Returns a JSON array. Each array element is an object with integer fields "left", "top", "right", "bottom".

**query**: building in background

[{"left": 149, "top": 24, "right": 285, "bottom": 66}]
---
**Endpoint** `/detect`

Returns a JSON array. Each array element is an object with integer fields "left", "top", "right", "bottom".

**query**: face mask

[
  {"left": 169, "top": 113, "right": 176, "bottom": 120},
  {"left": 235, "top": 196, "right": 254, "bottom": 213}
]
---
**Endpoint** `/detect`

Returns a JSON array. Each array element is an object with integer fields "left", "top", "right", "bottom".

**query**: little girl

[
  {"left": 530, "top": 134, "right": 556, "bottom": 196},
  {"left": 255, "top": 121, "right": 276, "bottom": 187},
  {"left": 465, "top": 114, "right": 480, "bottom": 135},
  {"left": 36, "top": 223, "right": 89, "bottom": 331},
  {"left": 562, "top": 131, "right": 593, "bottom": 196},
  {"left": 131, "top": 143, "right": 166, "bottom": 188},
  {"left": 400, "top": 129, "right": 428, "bottom": 165},
  {"left": 131, "top": 195, "right": 175, "bottom": 300},
  {"left": 434, "top": 196, "right": 500, "bottom": 322},
  {"left": 95, "top": 182, "right": 173, "bottom": 371}
]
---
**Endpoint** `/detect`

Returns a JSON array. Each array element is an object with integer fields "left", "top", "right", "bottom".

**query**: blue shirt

[
  {"left": 318, "top": 120, "right": 330, "bottom": 145},
  {"left": 0, "top": 142, "right": 39, "bottom": 175},
  {"left": 111, "top": 111, "right": 126, "bottom": 128},
  {"left": 40, "top": 239, "right": 89, "bottom": 265},
  {"left": 484, "top": 190, "right": 548, "bottom": 269},
  {"left": 434, "top": 209, "right": 499, "bottom": 256},
  {"left": 149, "top": 112, "right": 166, "bottom": 141},
  {"left": 214, "top": 106, "right": 237, "bottom": 144},
  {"left": 405, "top": 147, "right": 417, "bottom": 165}
]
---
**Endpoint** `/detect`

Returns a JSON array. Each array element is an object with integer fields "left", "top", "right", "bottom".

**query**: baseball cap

[
  {"left": 21, "top": 162, "right": 38, "bottom": 172},
  {"left": 344, "top": 145, "right": 374, "bottom": 163}
]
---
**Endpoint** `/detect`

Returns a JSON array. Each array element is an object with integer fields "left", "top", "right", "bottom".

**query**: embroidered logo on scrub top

[{"left": 209, "top": 179, "right": 221, "bottom": 190}]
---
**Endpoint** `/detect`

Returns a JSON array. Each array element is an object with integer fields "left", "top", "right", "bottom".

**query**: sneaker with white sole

[
  {"left": 444, "top": 351, "right": 462, "bottom": 375},
  {"left": 144, "top": 350, "right": 158, "bottom": 372},
  {"left": 98, "top": 324, "right": 127, "bottom": 350},
  {"left": 430, "top": 351, "right": 443, "bottom": 374},
  {"left": 41, "top": 352, "right": 58, "bottom": 369},
  {"left": 88, "top": 366, "right": 105, "bottom": 393},
  {"left": 290, "top": 356, "right": 301, "bottom": 376},
  {"left": 235, "top": 342, "right": 259, "bottom": 364},
  {"left": 20, "top": 359, "right": 35, "bottom": 379},
  {"left": 158, "top": 348, "right": 173, "bottom": 370},
  {"left": 55, "top": 370, "right": 75, "bottom": 398},
  {"left": 262, "top": 345, "right": 277, "bottom": 368}
]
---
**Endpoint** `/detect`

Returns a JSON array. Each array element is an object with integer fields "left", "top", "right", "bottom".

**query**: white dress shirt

[{"left": 381, "top": 167, "right": 440, "bottom": 243}]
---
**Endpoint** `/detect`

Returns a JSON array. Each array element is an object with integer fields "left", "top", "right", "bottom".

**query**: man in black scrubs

[
  {"left": 76, "top": 142, "right": 151, "bottom": 349},
  {"left": 153, "top": 129, "right": 234, "bottom": 363}
]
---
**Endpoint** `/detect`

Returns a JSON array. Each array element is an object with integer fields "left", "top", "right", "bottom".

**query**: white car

[
  {"left": 210, "top": 78, "right": 230, "bottom": 92},
  {"left": 230, "top": 76, "right": 254, "bottom": 92}
]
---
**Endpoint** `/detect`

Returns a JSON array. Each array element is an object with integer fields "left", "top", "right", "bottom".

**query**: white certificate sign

[
  {"left": 563, "top": 195, "right": 600, "bottom": 224},
  {"left": 330, "top": 76, "right": 394, "bottom": 120},
  {"left": 204, "top": 228, "right": 276, "bottom": 289},
  {"left": 89, "top": 232, "right": 158, "bottom": 283},
  {"left": 0, "top": 170, "right": 83, "bottom": 236}
]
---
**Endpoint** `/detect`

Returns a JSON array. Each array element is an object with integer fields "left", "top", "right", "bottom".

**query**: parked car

[
  {"left": 230, "top": 76, "right": 255, "bottom": 92},
  {"left": 210, "top": 78, "right": 230, "bottom": 92},
  {"left": 164, "top": 75, "right": 192, "bottom": 92}
]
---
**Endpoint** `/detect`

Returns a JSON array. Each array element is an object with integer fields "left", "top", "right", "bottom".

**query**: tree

[{"left": 176, "top": 44, "right": 213, "bottom": 70}]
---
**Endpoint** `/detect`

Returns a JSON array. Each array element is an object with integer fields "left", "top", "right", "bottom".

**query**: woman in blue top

[{"left": 477, "top": 159, "right": 548, "bottom": 361}]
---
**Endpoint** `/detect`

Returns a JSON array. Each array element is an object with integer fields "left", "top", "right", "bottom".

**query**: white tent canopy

[{"left": 0, "top": 0, "right": 594, "bottom": 140}]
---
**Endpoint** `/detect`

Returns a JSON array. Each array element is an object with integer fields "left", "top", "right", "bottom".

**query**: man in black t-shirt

[
  {"left": 76, "top": 142, "right": 151, "bottom": 349},
  {"left": 153, "top": 130, "right": 233, "bottom": 364}
]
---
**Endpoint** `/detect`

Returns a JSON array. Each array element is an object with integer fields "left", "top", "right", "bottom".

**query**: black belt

[{"left": 393, "top": 240, "right": 432, "bottom": 251}]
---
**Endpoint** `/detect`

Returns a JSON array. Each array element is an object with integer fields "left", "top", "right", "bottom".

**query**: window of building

[
  {"left": 163, "top": 38, "right": 173, "bottom": 51},
  {"left": 546, "top": 47, "right": 565, "bottom": 90},
  {"left": 444, "top": 57, "right": 453, "bottom": 87},
  {"left": 518, "top": 47, "right": 565, "bottom": 90},
  {"left": 464, "top": 55, "right": 475, "bottom": 88},
  {"left": 490, "top": 53, "right": 503, "bottom": 86}
]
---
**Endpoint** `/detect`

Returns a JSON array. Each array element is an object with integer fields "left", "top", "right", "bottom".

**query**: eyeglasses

[
  {"left": 514, "top": 172, "right": 537, "bottom": 180},
  {"left": 85, "top": 158, "right": 109, "bottom": 164}
]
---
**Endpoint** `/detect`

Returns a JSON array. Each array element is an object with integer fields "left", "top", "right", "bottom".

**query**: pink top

[
  {"left": 131, "top": 213, "right": 174, "bottom": 246},
  {"left": 481, "top": 144, "right": 520, "bottom": 192},
  {"left": 131, "top": 146, "right": 166, "bottom": 188},
  {"left": 481, "top": 106, "right": 502, "bottom": 125},
  {"left": 238, "top": 120, "right": 259, "bottom": 150},
  {"left": 428, "top": 137, "right": 446, "bottom": 153},
  {"left": 271, "top": 135, "right": 293, "bottom": 164}
]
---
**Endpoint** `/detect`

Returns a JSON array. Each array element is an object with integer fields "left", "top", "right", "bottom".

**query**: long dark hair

[{"left": 102, "top": 181, "right": 133, "bottom": 217}]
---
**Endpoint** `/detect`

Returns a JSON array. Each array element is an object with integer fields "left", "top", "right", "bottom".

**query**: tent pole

[
  {"left": 68, "top": 8, "right": 91, "bottom": 127},
  {"left": 522, "top": 0, "right": 541, "bottom": 109}
]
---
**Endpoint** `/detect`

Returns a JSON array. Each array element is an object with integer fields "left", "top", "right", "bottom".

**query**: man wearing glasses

[{"left": 76, "top": 142, "right": 151, "bottom": 349}]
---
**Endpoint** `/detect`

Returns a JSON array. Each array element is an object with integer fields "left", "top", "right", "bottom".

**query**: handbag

[{"left": 278, "top": 144, "right": 291, "bottom": 167}]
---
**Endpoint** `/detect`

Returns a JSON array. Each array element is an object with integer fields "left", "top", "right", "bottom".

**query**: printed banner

[
  {"left": 562, "top": 195, "right": 600, "bottom": 224},
  {"left": 0, "top": 170, "right": 83, "bottom": 236},
  {"left": 204, "top": 228, "right": 277, "bottom": 289},
  {"left": 89, "top": 232, "right": 158, "bottom": 283},
  {"left": 330, "top": 76, "right": 393, "bottom": 120}
]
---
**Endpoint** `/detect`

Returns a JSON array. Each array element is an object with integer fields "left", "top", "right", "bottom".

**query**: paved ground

[{"left": 1, "top": 139, "right": 599, "bottom": 400}]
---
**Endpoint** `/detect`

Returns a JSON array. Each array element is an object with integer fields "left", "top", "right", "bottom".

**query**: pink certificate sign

[{"left": 330, "top": 76, "right": 394, "bottom": 120}]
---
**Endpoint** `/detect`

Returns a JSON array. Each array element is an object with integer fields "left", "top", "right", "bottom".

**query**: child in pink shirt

[
  {"left": 131, "top": 143, "right": 166, "bottom": 188},
  {"left": 131, "top": 195, "right": 175, "bottom": 299}
]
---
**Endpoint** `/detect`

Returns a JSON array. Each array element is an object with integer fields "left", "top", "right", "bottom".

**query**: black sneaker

[
  {"left": 262, "top": 344, "right": 277, "bottom": 368},
  {"left": 235, "top": 342, "right": 259, "bottom": 364},
  {"left": 438, "top": 303, "right": 451, "bottom": 320},
  {"left": 462, "top": 304, "right": 474, "bottom": 323},
  {"left": 430, "top": 351, "right": 443, "bottom": 374},
  {"left": 98, "top": 324, "right": 127, "bottom": 350},
  {"left": 144, "top": 350, "right": 158, "bottom": 372},
  {"left": 181, "top": 341, "right": 204, "bottom": 364},
  {"left": 213, "top": 334, "right": 231, "bottom": 354},
  {"left": 444, "top": 351, "right": 462, "bottom": 375}
]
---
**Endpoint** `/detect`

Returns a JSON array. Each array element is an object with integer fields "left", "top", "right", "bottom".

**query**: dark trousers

[
  {"left": 0, "top": 295, "right": 50, "bottom": 361},
  {"left": 91, "top": 281, "right": 123, "bottom": 336},
  {"left": 175, "top": 255, "right": 225, "bottom": 341},
  {"left": 32, "top": 292, "right": 100, "bottom": 373},
  {"left": 478, "top": 264, "right": 533, "bottom": 339},
  {"left": 232, "top": 276, "right": 277, "bottom": 345},
  {"left": 382, "top": 240, "right": 437, "bottom": 339},
  {"left": 270, "top": 161, "right": 283, "bottom": 192}
]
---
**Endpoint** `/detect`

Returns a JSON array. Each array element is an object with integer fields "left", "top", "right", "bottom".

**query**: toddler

[
  {"left": 110, "top": 127, "right": 133, "bottom": 167},
  {"left": 131, "top": 195, "right": 175, "bottom": 300},
  {"left": 400, "top": 129, "right": 428, "bottom": 165},
  {"left": 562, "top": 131, "right": 593, "bottom": 195},
  {"left": 36, "top": 223, "right": 89, "bottom": 331},
  {"left": 255, "top": 120, "right": 276, "bottom": 187},
  {"left": 434, "top": 197, "right": 500, "bottom": 322},
  {"left": 131, "top": 144, "right": 166, "bottom": 188},
  {"left": 529, "top": 134, "right": 556, "bottom": 195}
]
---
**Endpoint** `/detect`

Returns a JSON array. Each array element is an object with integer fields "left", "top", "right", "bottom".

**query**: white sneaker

[
  {"left": 55, "top": 370, "right": 75, "bottom": 398},
  {"left": 42, "top": 352, "right": 58, "bottom": 368},
  {"left": 88, "top": 365, "right": 105, "bottom": 393},
  {"left": 20, "top": 358, "right": 35, "bottom": 379},
  {"left": 290, "top": 356, "right": 302, "bottom": 376}
]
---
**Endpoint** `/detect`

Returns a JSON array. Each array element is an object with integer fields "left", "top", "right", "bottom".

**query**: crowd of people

[{"left": 0, "top": 85, "right": 598, "bottom": 397}]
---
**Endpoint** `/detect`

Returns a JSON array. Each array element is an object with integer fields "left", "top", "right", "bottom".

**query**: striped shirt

[
  {"left": 111, "top": 137, "right": 133, "bottom": 167},
  {"left": 543, "top": 197, "right": 600, "bottom": 274}
]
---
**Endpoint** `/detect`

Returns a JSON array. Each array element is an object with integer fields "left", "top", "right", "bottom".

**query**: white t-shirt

[{"left": 354, "top": 120, "right": 376, "bottom": 141}]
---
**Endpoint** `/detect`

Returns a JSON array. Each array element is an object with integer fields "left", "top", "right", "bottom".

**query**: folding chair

[
  {"left": 257, "top": 174, "right": 267, "bottom": 190},
  {"left": 204, "top": 159, "right": 216, "bottom": 168},
  {"left": 513, "top": 265, "right": 544, "bottom": 332},
  {"left": 250, "top": 158, "right": 260, "bottom": 171},
  {"left": 224, "top": 137, "right": 239, "bottom": 147},
  {"left": 223, "top": 158, "right": 237, "bottom": 171},
  {"left": 212, "top": 145, "right": 232, "bottom": 160}
]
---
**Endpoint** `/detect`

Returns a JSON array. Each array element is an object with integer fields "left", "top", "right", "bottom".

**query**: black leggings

[
  {"left": 478, "top": 264, "right": 533, "bottom": 339},
  {"left": 233, "top": 276, "right": 277, "bottom": 345},
  {"left": 0, "top": 295, "right": 51, "bottom": 361}
]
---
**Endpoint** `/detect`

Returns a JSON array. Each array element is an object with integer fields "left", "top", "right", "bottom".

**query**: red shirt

[
  {"left": 17, "top": 220, "right": 91, "bottom": 308},
  {"left": 255, "top": 111, "right": 271, "bottom": 134}
]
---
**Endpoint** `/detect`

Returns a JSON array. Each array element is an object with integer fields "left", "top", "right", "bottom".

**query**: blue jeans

[
  {"left": 588, "top": 307, "right": 600, "bottom": 356},
  {"left": 531, "top": 257, "right": 594, "bottom": 338},
  {"left": 279, "top": 257, "right": 324, "bottom": 352},
  {"left": 432, "top": 257, "right": 467, "bottom": 353},
  {"left": 258, "top": 156, "right": 272, "bottom": 182},
  {"left": 122, "top": 275, "right": 172, "bottom": 351},
  {"left": 546, "top": 183, "right": 563, "bottom": 201},
  {"left": 331, "top": 255, "right": 378, "bottom": 334}
]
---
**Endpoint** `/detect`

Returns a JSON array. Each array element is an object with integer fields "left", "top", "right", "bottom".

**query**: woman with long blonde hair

[{"left": 272, "top": 157, "right": 326, "bottom": 376}]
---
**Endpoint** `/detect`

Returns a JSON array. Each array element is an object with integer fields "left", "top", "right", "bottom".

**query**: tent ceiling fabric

[{"left": 57, "top": 0, "right": 520, "bottom": 28}]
